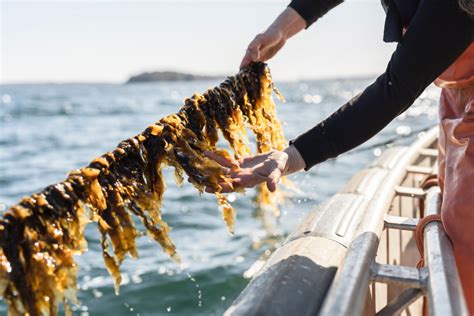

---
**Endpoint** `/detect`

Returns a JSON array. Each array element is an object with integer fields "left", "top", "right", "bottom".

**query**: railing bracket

[
  {"left": 394, "top": 186, "right": 426, "bottom": 199},
  {"left": 384, "top": 215, "right": 419, "bottom": 231},
  {"left": 370, "top": 263, "right": 428, "bottom": 289},
  {"left": 419, "top": 148, "right": 438, "bottom": 157}
]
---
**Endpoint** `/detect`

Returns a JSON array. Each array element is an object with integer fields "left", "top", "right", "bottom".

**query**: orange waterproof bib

[{"left": 436, "top": 43, "right": 474, "bottom": 310}]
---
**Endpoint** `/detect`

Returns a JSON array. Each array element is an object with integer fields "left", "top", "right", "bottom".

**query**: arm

[
  {"left": 240, "top": 8, "right": 306, "bottom": 68},
  {"left": 240, "top": 0, "right": 344, "bottom": 68},
  {"left": 292, "top": 0, "right": 472, "bottom": 169},
  {"left": 209, "top": 0, "right": 470, "bottom": 193},
  {"left": 289, "top": 0, "right": 344, "bottom": 28}
]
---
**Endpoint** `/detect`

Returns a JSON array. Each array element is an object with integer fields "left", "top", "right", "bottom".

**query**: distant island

[{"left": 126, "top": 71, "right": 222, "bottom": 83}]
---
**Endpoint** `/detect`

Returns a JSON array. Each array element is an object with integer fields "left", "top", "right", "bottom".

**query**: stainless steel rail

[
  {"left": 424, "top": 187, "right": 468, "bottom": 315},
  {"left": 319, "top": 186, "right": 468, "bottom": 316},
  {"left": 319, "top": 232, "right": 379, "bottom": 316}
]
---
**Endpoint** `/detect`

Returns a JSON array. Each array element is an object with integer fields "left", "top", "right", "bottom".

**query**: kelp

[{"left": 0, "top": 62, "right": 287, "bottom": 315}]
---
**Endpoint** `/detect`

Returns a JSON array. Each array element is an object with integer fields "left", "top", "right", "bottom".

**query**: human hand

[
  {"left": 240, "top": 8, "right": 306, "bottom": 69},
  {"left": 240, "top": 28, "right": 286, "bottom": 69},
  {"left": 204, "top": 146, "right": 305, "bottom": 193}
]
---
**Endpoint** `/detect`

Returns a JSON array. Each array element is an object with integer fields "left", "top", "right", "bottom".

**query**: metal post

[
  {"left": 424, "top": 187, "right": 468, "bottom": 316},
  {"left": 319, "top": 232, "right": 379, "bottom": 316}
]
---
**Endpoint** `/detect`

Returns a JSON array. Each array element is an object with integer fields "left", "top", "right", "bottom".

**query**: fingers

[
  {"left": 233, "top": 171, "right": 266, "bottom": 189},
  {"left": 205, "top": 178, "right": 239, "bottom": 194},
  {"left": 206, "top": 167, "right": 281, "bottom": 194},
  {"left": 240, "top": 48, "right": 259, "bottom": 69},
  {"left": 266, "top": 168, "right": 282, "bottom": 193},
  {"left": 204, "top": 150, "right": 239, "bottom": 170},
  {"left": 204, "top": 169, "right": 266, "bottom": 194},
  {"left": 240, "top": 35, "right": 263, "bottom": 69},
  {"left": 204, "top": 150, "right": 284, "bottom": 194},
  {"left": 240, "top": 55, "right": 253, "bottom": 70}
]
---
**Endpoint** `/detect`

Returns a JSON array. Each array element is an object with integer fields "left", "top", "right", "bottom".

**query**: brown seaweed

[{"left": 0, "top": 62, "right": 287, "bottom": 315}]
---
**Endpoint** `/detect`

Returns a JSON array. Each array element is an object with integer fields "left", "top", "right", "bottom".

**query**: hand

[
  {"left": 206, "top": 150, "right": 288, "bottom": 193},
  {"left": 240, "top": 28, "right": 286, "bottom": 69},
  {"left": 240, "top": 8, "right": 306, "bottom": 69},
  {"left": 204, "top": 146, "right": 306, "bottom": 193}
]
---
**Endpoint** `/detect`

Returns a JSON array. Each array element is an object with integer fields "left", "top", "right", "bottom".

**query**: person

[{"left": 205, "top": 0, "right": 474, "bottom": 311}]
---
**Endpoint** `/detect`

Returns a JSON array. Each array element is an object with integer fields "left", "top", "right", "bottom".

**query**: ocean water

[{"left": 0, "top": 78, "right": 440, "bottom": 315}]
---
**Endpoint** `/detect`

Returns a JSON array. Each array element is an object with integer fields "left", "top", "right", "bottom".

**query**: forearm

[
  {"left": 291, "top": 0, "right": 471, "bottom": 170},
  {"left": 291, "top": 76, "right": 414, "bottom": 169},
  {"left": 289, "top": 0, "right": 344, "bottom": 28},
  {"left": 266, "top": 7, "right": 306, "bottom": 40}
]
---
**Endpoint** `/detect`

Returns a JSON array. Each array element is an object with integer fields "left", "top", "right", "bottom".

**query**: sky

[{"left": 0, "top": 0, "right": 397, "bottom": 83}]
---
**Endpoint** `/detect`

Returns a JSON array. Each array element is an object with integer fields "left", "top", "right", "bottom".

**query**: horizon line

[{"left": 0, "top": 73, "right": 379, "bottom": 86}]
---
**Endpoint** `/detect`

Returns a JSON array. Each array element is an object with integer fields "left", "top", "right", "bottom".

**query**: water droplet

[
  {"left": 92, "top": 289, "right": 103, "bottom": 298},
  {"left": 227, "top": 193, "right": 236, "bottom": 202},
  {"left": 183, "top": 268, "right": 203, "bottom": 308},
  {"left": 221, "top": 296, "right": 226, "bottom": 301},
  {"left": 373, "top": 148, "right": 382, "bottom": 157},
  {"left": 131, "top": 274, "right": 143, "bottom": 284},
  {"left": 303, "top": 94, "right": 322, "bottom": 104},
  {"left": 52, "top": 228, "right": 63, "bottom": 238},
  {"left": 396, "top": 125, "right": 411, "bottom": 136},
  {"left": 158, "top": 266, "right": 167, "bottom": 274},
  {"left": 2, "top": 94, "right": 11, "bottom": 104},
  {"left": 166, "top": 306, "right": 171, "bottom": 312}
]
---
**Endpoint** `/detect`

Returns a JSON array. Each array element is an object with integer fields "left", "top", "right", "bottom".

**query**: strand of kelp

[{"left": 0, "top": 62, "right": 287, "bottom": 315}]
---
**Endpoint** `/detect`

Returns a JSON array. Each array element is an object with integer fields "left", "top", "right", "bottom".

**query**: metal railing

[
  {"left": 320, "top": 186, "right": 468, "bottom": 316},
  {"left": 225, "top": 127, "right": 469, "bottom": 316},
  {"left": 424, "top": 187, "right": 468, "bottom": 315}
]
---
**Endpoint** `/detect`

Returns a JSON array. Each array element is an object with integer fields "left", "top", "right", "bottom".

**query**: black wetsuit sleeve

[
  {"left": 290, "top": 0, "right": 472, "bottom": 170},
  {"left": 289, "top": 0, "right": 344, "bottom": 27}
]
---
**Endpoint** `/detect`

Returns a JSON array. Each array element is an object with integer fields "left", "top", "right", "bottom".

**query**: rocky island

[{"left": 126, "top": 71, "right": 222, "bottom": 83}]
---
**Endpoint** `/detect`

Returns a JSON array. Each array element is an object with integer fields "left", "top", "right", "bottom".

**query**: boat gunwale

[{"left": 225, "top": 127, "right": 453, "bottom": 316}]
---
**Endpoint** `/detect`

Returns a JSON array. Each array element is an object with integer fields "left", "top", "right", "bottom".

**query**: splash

[{"left": 0, "top": 62, "right": 287, "bottom": 315}]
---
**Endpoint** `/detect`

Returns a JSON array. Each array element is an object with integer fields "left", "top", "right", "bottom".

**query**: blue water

[{"left": 0, "top": 78, "right": 440, "bottom": 315}]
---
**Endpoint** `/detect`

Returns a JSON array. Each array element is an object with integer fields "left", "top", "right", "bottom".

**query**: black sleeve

[
  {"left": 290, "top": 0, "right": 472, "bottom": 170},
  {"left": 289, "top": 0, "right": 344, "bottom": 27}
]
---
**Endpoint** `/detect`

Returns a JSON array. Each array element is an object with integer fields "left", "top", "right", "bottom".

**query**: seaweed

[{"left": 0, "top": 62, "right": 287, "bottom": 315}]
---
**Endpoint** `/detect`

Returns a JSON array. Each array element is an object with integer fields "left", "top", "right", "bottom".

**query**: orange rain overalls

[{"left": 436, "top": 43, "right": 474, "bottom": 311}]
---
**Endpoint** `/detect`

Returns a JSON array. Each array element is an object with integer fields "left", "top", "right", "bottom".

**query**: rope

[
  {"left": 415, "top": 214, "right": 442, "bottom": 268},
  {"left": 418, "top": 174, "right": 439, "bottom": 217}
]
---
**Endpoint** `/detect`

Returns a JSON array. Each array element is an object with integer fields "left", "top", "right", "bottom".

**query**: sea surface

[{"left": 0, "top": 78, "right": 440, "bottom": 315}]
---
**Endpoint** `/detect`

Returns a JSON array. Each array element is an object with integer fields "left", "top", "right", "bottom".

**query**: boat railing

[
  {"left": 225, "top": 127, "right": 468, "bottom": 316},
  {"left": 319, "top": 186, "right": 468, "bottom": 316},
  {"left": 424, "top": 187, "right": 468, "bottom": 315}
]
